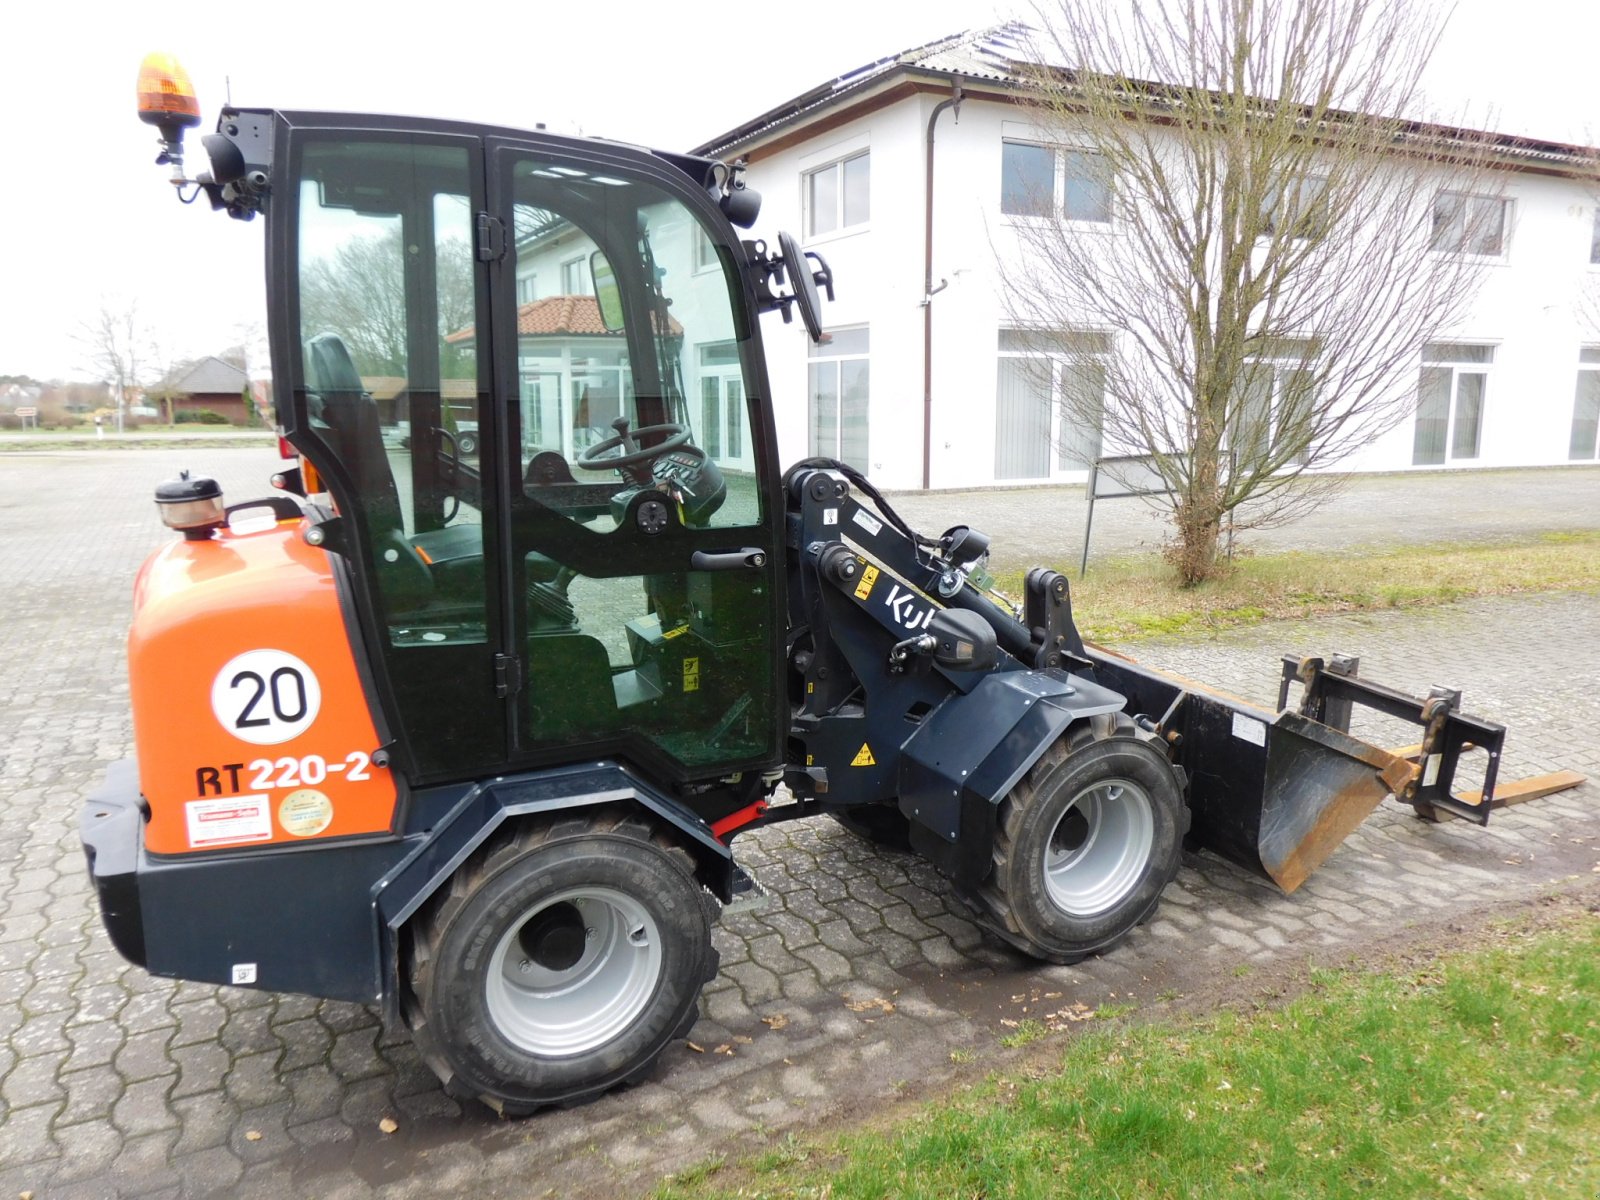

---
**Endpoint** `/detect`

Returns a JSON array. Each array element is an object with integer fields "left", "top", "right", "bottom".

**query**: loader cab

[{"left": 270, "top": 114, "right": 786, "bottom": 789}]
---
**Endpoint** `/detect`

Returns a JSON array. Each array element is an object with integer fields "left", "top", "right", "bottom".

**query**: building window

[
  {"left": 694, "top": 225, "right": 720, "bottom": 271},
  {"left": 804, "top": 152, "right": 870, "bottom": 238},
  {"left": 1234, "top": 339, "right": 1319, "bottom": 464},
  {"left": 516, "top": 273, "right": 537, "bottom": 305},
  {"left": 696, "top": 340, "right": 745, "bottom": 466},
  {"left": 1430, "top": 192, "right": 1509, "bottom": 256},
  {"left": 808, "top": 326, "right": 869, "bottom": 471},
  {"left": 1571, "top": 347, "right": 1600, "bottom": 460},
  {"left": 1414, "top": 343, "right": 1492, "bottom": 465},
  {"left": 994, "top": 329, "right": 1106, "bottom": 479},
  {"left": 1000, "top": 142, "right": 1112, "bottom": 223},
  {"left": 560, "top": 257, "right": 592, "bottom": 296},
  {"left": 1261, "top": 176, "right": 1329, "bottom": 240},
  {"left": 1590, "top": 210, "right": 1600, "bottom": 265}
]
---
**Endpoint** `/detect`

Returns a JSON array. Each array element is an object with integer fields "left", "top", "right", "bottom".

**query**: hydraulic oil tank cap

[{"left": 155, "top": 470, "right": 226, "bottom": 539}]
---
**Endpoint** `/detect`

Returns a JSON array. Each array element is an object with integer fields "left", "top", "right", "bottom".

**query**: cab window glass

[
  {"left": 295, "top": 140, "right": 485, "bottom": 640},
  {"left": 503, "top": 158, "right": 773, "bottom": 771},
  {"left": 503, "top": 164, "right": 760, "bottom": 531}
]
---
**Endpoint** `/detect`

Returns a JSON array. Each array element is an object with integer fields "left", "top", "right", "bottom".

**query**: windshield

[{"left": 507, "top": 160, "right": 759, "bottom": 524}]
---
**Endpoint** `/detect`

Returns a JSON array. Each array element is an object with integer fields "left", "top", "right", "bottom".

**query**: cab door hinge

[
  {"left": 493, "top": 653, "right": 522, "bottom": 698},
  {"left": 475, "top": 213, "right": 506, "bottom": 262}
]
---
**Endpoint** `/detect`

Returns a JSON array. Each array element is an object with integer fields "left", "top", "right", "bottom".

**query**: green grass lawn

[
  {"left": 659, "top": 912, "right": 1600, "bottom": 1198},
  {"left": 990, "top": 530, "right": 1600, "bottom": 642}
]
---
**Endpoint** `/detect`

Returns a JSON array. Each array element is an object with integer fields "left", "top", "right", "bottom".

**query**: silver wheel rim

[
  {"left": 1043, "top": 777, "right": 1155, "bottom": 916},
  {"left": 485, "top": 886, "right": 662, "bottom": 1057}
]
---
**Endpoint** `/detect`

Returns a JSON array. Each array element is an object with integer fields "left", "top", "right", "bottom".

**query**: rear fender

[{"left": 372, "top": 761, "right": 731, "bottom": 1023}]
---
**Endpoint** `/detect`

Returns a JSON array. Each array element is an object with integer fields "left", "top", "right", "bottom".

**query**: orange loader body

[{"left": 129, "top": 517, "right": 397, "bottom": 855}]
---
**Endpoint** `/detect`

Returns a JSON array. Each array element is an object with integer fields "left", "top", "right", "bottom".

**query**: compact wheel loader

[{"left": 85, "top": 57, "right": 1517, "bottom": 1115}]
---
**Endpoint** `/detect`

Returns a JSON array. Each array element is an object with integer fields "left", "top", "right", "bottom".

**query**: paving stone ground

[{"left": 0, "top": 449, "right": 1594, "bottom": 1198}]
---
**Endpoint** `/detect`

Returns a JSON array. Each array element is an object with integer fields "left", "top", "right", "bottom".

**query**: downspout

[{"left": 922, "top": 81, "right": 963, "bottom": 490}]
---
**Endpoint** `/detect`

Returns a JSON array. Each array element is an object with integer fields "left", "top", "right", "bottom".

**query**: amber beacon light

[{"left": 136, "top": 52, "right": 202, "bottom": 182}]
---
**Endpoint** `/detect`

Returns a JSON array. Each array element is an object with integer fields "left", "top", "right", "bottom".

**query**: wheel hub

[
  {"left": 517, "top": 901, "right": 587, "bottom": 972},
  {"left": 486, "top": 886, "right": 664, "bottom": 1057},
  {"left": 1042, "top": 779, "right": 1156, "bottom": 917}
]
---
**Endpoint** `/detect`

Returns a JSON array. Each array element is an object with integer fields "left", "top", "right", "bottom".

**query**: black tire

[
  {"left": 405, "top": 807, "right": 716, "bottom": 1115},
  {"left": 457, "top": 432, "right": 478, "bottom": 456},
  {"left": 970, "top": 713, "right": 1188, "bottom": 964}
]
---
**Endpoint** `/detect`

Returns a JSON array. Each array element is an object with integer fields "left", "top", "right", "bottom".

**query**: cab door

[
  {"left": 281, "top": 124, "right": 504, "bottom": 782},
  {"left": 486, "top": 139, "right": 785, "bottom": 782}
]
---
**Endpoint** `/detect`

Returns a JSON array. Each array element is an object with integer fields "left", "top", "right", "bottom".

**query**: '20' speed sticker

[{"left": 211, "top": 650, "right": 323, "bottom": 745}]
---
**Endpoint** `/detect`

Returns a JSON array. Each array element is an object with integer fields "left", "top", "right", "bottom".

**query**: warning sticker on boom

[
  {"left": 851, "top": 509, "right": 883, "bottom": 536},
  {"left": 851, "top": 743, "right": 877, "bottom": 767},
  {"left": 854, "top": 564, "right": 879, "bottom": 600}
]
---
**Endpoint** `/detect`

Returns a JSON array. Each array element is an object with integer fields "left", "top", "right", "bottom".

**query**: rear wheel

[
  {"left": 406, "top": 808, "right": 716, "bottom": 1114},
  {"left": 972, "top": 714, "right": 1187, "bottom": 963}
]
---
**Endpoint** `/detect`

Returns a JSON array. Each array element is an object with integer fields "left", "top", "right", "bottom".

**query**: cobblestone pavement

[{"left": 0, "top": 450, "right": 1595, "bottom": 1197}]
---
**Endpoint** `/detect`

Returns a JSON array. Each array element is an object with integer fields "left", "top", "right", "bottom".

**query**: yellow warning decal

[
  {"left": 662, "top": 624, "right": 690, "bottom": 640},
  {"left": 850, "top": 743, "right": 876, "bottom": 767},
  {"left": 854, "top": 563, "right": 879, "bottom": 600},
  {"left": 682, "top": 656, "right": 701, "bottom": 693}
]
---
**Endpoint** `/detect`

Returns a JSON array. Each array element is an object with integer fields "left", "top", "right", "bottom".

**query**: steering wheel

[{"left": 576, "top": 419, "right": 693, "bottom": 475}]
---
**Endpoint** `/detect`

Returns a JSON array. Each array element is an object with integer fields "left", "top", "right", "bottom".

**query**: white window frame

[
  {"left": 994, "top": 329, "right": 1107, "bottom": 479},
  {"left": 560, "top": 256, "right": 592, "bottom": 297},
  {"left": 808, "top": 325, "right": 870, "bottom": 471},
  {"left": 1430, "top": 191, "right": 1511, "bottom": 258},
  {"left": 1232, "top": 340, "right": 1320, "bottom": 465},
  {"left": 803, "top": 151, "right": 870, "bottom": 240},
  {"left": 1414, "top": 343, "right": 1494, "bottom": 465},
  {"left": 1260, "top": 176, "right": 1329, "bottom": 242},
  {"left": 1571, "top": 347, "right": 1600, "bottom": 461},
  {"left": 999, "top": 140, "right": 1113, "bottom": 225},
  {"left": 516, "top": 273, "right": 538, "bottom": 305},
  {"left": 693, "top": 224, "right": 720, "bottom": 273},
  {"left": 1590, "top": 208, "right": 1600, "bottom": 266}
]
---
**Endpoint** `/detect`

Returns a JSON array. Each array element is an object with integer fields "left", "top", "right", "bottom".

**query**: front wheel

[
  {"left": 971, "top": 714, "right": 1188, "bottom": 963},
  {"left": 405, "top": 808, "right": 716, "bottom": 1114}
]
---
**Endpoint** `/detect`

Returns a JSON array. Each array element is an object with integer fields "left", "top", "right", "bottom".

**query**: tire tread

[
  {"left": 404, "top": 805, "right": 712, "bottom": 1115},
  {"left": 971, "top": 715, "right": 1189, "bottom": 963}
]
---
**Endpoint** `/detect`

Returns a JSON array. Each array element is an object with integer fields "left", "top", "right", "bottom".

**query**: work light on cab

[{"left": 136, "top": 52, "right": 201, "bottom": 184}]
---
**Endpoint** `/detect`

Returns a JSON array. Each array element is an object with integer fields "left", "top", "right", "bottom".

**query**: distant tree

[
  {"left": 299, "top": 230, "right": 476, "bottom": 380},
  {"left": 1005, "top": 0, "right": 1500, "bottom": 583},
  {"left": 75, "top": 300, "right": 151, "bottom": 428}
]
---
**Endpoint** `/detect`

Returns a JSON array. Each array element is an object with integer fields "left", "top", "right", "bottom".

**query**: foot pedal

[{"left": 721, "top": 864, "right": 772, "bottom": 917}]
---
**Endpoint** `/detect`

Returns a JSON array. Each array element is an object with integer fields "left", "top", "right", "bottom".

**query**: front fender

[{"left": 897, "top": 669, "right": 1127, "bottom": 881}]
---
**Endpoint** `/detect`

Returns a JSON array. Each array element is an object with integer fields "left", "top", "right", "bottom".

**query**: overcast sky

[{"left": 3, "top": 0, "right": 1595, "bottom": 383}]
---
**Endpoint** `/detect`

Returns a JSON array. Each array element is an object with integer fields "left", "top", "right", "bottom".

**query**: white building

[{"left": 691, "top": 24, "right": 1600, "bottom": 490}]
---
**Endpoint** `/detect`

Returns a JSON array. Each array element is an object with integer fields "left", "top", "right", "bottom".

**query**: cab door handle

[{"left": 691, "top": 548, "right": 767, "bottom": 571}]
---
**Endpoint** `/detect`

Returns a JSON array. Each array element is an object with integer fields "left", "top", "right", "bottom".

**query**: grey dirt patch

[{"left": 0, "top": 450, "right": 1594, "bottom": 1198}]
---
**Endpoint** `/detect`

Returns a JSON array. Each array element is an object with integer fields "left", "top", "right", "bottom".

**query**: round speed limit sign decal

[{"left": 211, "top": 650, "right": 323, "bottom": 745}]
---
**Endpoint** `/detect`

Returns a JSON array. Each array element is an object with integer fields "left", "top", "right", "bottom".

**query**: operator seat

[{"left": 304, "top": 333, "right": 434, "bottom": 611}]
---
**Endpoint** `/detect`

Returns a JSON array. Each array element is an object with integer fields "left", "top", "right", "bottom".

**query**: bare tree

[
  {"left": 75, "top": 299, "right": 151, "bottom": 431},
  {"left": 1003, "top": 0, "right": 1501, "bottom": 582},
  {"left": 300, "top": 230, "right": 476, "bottom": 379}
]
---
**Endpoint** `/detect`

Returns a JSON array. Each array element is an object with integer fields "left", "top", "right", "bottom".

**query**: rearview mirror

[
  {"left": 591, "top": 251, "right": 624, "bottom": 331},
  {"left": 777, "top": 230, "right": 823, "bottom": 343}
]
